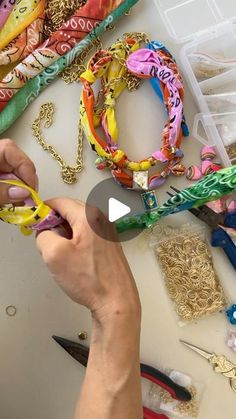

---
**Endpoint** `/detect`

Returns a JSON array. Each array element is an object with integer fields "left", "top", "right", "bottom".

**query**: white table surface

[{"left": 1, "top": 1, "right": 236, "bottom": 418}]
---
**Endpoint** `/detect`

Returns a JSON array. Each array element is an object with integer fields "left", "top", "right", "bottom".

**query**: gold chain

[
  {"left": 43, "top": 0, "right": 87, "bottom": 37},
  {"left": 111, "top": 32, "right": 150, "bottom": 91},
  {"left": 32, "top": 103, "right": 83, "bottom": 184},
  {"left": 43, "top": 0, "right": 89, "bottom": 83},
  {"left": 43, "top": 2, "right": 133, "bottom": 84},
  {"left": 60, "top": 38, "right": 102, "bottom": 84}
]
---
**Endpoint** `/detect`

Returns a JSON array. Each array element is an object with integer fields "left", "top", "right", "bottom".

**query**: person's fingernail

[{"left": 8, "top": 187, "right": 30, "bottom": 200}]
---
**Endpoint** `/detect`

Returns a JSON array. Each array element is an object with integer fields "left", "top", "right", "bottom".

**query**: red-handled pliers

[
  {"left": 52, "top": 336, "right": 192, "bottom": 419},
  {"left": 141, "top": 363, "right": 191, "bottom": 418}
]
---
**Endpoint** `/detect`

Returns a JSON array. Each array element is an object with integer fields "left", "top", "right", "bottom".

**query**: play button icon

[
  {"left": 108, "top": 198, "right": 131, "bottom": 222},
  {"left": 85, "top": 177, "right": 145, "bottom": 242}
]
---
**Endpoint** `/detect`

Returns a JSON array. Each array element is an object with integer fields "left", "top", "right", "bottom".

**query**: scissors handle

[
  {"left": 141, "top": 364, "right": 191, "bottom": 401},
  {"left": 211, "top": 228, "right": 236, "bottom": 270},
  {"left": 143, "top": 406, "right": 169, "bottom": 419},
  {"left": 230, "top": 377, "right": 236, "bottom": 393},
  {"left": 224, "top": 212, "right": 236, "bottom": 228}
]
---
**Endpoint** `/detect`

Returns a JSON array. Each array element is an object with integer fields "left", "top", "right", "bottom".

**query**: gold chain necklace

[{"left": 32, "top": 103, "right": 84, "bottom": 184}]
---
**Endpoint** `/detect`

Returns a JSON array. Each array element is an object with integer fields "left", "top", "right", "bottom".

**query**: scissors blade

[{"left": 180, "top": 340, "right": 213, "bottom": 361}]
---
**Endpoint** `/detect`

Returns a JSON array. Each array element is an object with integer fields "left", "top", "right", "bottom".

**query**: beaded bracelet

[{"left": 80, "top": 34, "right": 188, "bottom": 191}]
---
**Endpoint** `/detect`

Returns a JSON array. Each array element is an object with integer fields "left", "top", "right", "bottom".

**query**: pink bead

[
  {"left": 186, "top": 165, "right": 202, "bottom": 180},
  {"left": 207, "top": 199, "right": 225, "bottom": 213},
  {"left": 201, "top": 160, "right": 212, "bottom": 175},
  {"left": 202, "top": 161, "right": 222, "bottom": 175},
  {"left": 210, "top": 163, "right": 222, "bottom": 172},
  {"left": 201, "top": 145, "right": 216, "bottom": 161},
  {"left": 152, "top": 150, "right": 168, "bottom": 162},
  {"left": 226, "top": 332, "right": 236, "bottom": 352},
  {"left": 227, "top": 201, "right": 236, "bottom": 213}
]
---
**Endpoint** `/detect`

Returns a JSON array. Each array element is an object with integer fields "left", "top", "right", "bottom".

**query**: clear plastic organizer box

[{"left": 154, "top": 0, "right": 236, "bottom": 166}]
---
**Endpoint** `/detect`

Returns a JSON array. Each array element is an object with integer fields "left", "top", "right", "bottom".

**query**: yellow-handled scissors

[{"left": 180, "top": 340, "right": 236, "bottom": 393}]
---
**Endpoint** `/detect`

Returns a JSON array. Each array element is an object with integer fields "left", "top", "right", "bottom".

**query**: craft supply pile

[{"left": 0, "top": 1, "right": 236, "bottom": 418}]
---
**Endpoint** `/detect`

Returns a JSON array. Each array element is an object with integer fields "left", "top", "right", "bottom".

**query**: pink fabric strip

[{"left": 126, "top": 48, "right": 184, "bottom": 153}]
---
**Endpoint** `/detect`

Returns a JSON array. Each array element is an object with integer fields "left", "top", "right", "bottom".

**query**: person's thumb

[{"left": 0, "top": 183, "right": 30, "bottom": 206}]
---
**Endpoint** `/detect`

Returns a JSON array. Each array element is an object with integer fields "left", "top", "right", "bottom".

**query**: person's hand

[
  {"left": 0, "top": 139, "right": 37, "bottom": 205},
  {"left": 36, "top": 198, "right": 141, "bottom": 321}
]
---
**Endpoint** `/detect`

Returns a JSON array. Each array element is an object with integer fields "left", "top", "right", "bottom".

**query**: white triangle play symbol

[{"left": 108, "top": 198, "right": 131, "bottom": 222}]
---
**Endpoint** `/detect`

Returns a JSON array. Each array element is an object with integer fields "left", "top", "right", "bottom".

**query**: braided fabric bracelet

[
  {"left": 80, "top": 36, "right": 188, "bottom": 190},
  {"left": 0, "top": 174, "right": 62, "bottom": 236},
  {"left": 0, "top": 0, "right": 140, "bottom": 134}
]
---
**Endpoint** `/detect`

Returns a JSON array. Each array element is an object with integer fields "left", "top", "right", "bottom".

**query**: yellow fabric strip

[
  {"left": 0, "top": 179, "right": 51, "bottom": 235},
  {"left": 0, "top": 0, "right": 46, "bottom": 52},
  {"left": 80, "top": 37, "right": 141, "bottom": 156}
]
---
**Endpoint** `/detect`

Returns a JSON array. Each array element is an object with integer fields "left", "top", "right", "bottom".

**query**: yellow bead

[
  {"left": 113, "top": 150, "right": 125, "bottom": 163},
  {"left": 140, "top": 161, "right": 151, "bottom": 170},
  {"left": 128, "top": 162, "right": 140, "bottom": 171}
]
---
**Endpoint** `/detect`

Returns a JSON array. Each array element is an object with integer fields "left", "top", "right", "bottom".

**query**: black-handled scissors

[{"left": 52, "top": 336, "right": 192, "bottom": 419}]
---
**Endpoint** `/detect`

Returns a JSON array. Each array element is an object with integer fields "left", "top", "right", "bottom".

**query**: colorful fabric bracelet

[
  {"left": 116, "top": 165, "right": 236, "bottom": 232},
  {"left": 0, "top": 174, "right": 63, "bottom": 235},
  {"left": 147, "top": 40, "right": 189, "bottom": 138},
  {"left": 0, "top": 0, "right": 17, "bottom": 31},
  {"left": 0, "top": 0, "right": 46, "bottom": 52},
  {"left": 80, "top": 37, "right": 188, "bottom": 190},
  {"left": 0, "top": 0, "right": 139, "bottom": 134},
  {"left": 0, "top": 13, "right": 45, "bottom": 66},
  {"left": 0, "top": 0, "right": 130, "bottom": 112}
]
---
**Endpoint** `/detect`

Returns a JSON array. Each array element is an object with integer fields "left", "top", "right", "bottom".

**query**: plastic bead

[
  {"left": 186, "top": 165, "right": 202, "bottom": 180},
  {"left": 128, "top": 161, "right": 142, "bottom": 171},
  {"left": 140, "top": 161, "right": 151, "bottom": 171},
  {"left": 226, "top": 331, "right": 236, "bottom": 352},
  {"left": 202, "top": 161, "right": 222, "bottom": 175},
  {"left": 174, "top": 148, "right": 184, "bottom": 158},
  {"left": 201, "top": 145, "right": 216, "bottom": 161},
  {"left": 95, "top": 157, "right": 107, "bottom": 170},
  {"left": 149, "top": 176, "right": 166, "bottom": 189},
  {"left": 210, "top": 163, "right": 223, "bottom": 172},
  {"left": 171, "top": 164, "right": 186, "bottom": 176},
  {"left": 201, "top": 160, "right": 212, "bottom": 175},
  {"left": 228, "top": 201, "right": 236, "bottom": 213},
  {"left": 226, "top": 305, "right": 236, "bottom": 325}
]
